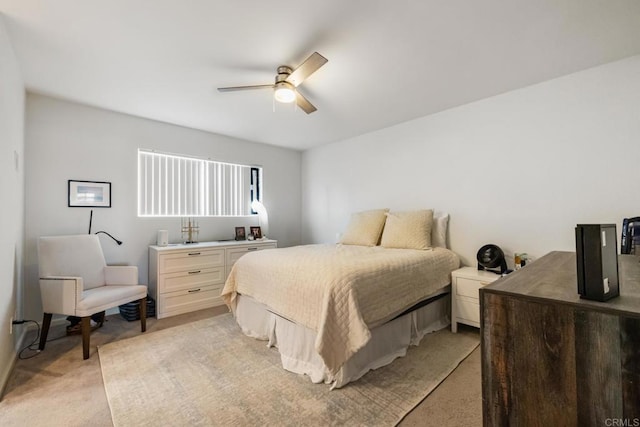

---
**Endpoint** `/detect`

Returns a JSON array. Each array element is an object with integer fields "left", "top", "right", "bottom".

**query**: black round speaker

[{"left": 476, "top": 244, "right": 508, "bottom": 274}]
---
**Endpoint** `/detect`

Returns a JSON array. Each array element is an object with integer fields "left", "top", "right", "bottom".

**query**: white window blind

[{"left": 138, "top": 150, "right": 260, "bottom": 217}]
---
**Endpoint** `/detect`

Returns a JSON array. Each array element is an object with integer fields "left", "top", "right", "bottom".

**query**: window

[{"left": 138, "top": 149, "right": 261, "bottom": 217}]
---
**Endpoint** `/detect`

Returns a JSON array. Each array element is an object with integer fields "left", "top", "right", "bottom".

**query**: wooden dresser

[{"left": 480, "top": 251, "right": 640, "bottom": 426}]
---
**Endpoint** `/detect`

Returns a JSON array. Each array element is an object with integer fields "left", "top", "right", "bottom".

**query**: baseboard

[
  {"left": 1, "top": 311, "right": 123, "bottom": 399},
  {"left": 21, "top": 316, "right": 68, "bottom": 333},
  {"left": 0, "top": 316, "right": 70, "bottom": 401},
  {"left": 0, "top": 347, "right": 17, "bottom": 401},
  {"left": 0, "top": 324, "right": 28, "bottom": 401}
]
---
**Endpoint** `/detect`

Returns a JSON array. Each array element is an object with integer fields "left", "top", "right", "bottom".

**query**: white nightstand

[{"left": 451, "top": 267, "right": 500, "bottom": 332}]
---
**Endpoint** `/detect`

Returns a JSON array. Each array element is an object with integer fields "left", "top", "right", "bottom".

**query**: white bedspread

[{"left": 221, "top": 244, "right": 459, "bottom": 374}]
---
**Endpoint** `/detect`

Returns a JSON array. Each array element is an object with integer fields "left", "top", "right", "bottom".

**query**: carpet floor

[
  {"left": 0, "top": 308, "right": 482, "bottom": 426},
  {"left": 99, "top": 313, "right": 479, "bottom": 426}
]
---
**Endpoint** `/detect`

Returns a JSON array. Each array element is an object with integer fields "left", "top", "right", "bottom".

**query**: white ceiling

[{"left": 2, "top": 1, "right": 640, "bottom": 150}]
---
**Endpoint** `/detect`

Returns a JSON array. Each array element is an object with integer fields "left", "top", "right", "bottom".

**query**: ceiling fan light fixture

[
  {"left": 274, "top": 82, "right": 296, "bottom": 103},
  {"left": 218, "top": 52, "right": 327, "bottom": 114}
]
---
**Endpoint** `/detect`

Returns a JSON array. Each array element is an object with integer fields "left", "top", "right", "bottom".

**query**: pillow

[
  {"left": 380, "top": 209, "right": 434, "bottom": 250},
  {"left": 339, "top": 209, "right": 389, "bottom": 246},
  {"left": 432, "top": 211, "right": 449, "bottom": 248}
]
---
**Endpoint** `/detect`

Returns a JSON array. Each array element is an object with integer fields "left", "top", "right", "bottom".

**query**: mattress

[{"left": 221, "top": 243, "right": 459, "bottom": 374}]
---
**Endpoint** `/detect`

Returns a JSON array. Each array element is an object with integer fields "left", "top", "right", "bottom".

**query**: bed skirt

[{"left": 234, "top": 288, "right": 451, "bottom": 389}]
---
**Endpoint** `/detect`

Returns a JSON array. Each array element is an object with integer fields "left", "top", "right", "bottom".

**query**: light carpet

[{"left": 99, "top": 314, "right": 478, "bottom": 426}]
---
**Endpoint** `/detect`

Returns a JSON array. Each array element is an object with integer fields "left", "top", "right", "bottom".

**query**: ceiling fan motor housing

[{"left": 276, "top": 66, "right": 293, "bottom": 80}]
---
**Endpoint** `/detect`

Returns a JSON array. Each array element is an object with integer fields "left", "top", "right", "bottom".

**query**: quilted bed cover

[{"left": 221, "top": 244, "right": 459, "bottom": 374}]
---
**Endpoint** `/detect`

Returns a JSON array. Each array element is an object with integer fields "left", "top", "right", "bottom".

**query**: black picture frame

[
  {"left": 235, "top": 226, "right": 246, "bottom": 241},
  {"left": 68, "top": 180, "right": 111, "bottom": 208},
  {"left": 250, "top": 226, "right": 262, "bottom": 239}
]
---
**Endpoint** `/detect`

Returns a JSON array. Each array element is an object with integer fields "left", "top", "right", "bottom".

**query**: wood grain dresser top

[{"left": 481, "top": 251, "right": 640, "bottom": 318}]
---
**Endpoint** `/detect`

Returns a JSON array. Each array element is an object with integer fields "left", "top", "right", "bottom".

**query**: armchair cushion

[
  {"left": 105, "top": 266, "right": 139, "bottom": 285},
  {"left": 39, "top": 235, "right": 107, "bottom": 290},
  {"left": 77, "top": 285, "right": 147, "bottom": 317}
]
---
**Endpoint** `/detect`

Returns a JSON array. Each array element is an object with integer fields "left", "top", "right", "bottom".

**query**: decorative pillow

[
  {"left": 432, "top": 211, "right": 449, "bottom": 248},
  {"left": 380, "top": 210, "right": 434, "bottom": 250},
  {"left": 339, "top": 209, "right": 389, "bottom": 246}
]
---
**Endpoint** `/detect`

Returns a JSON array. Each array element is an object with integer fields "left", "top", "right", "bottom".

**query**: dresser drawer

[
  {"left": 157, "top": 284, "right": 223, "bottom": 319},
  {"left": 226, "top": 243, "right": 277, "bottom": 268},
  {"left": 456, "top": 299, "right": 480, "bottom": 324},
  {"left": 158, "top": 267, "right": 225, "bottom": 293},
  {"left": 158, "top": 248, "right": 224, "bottom": 273},
  {"left": 225, "top": 243, "right": 277, "bottom": 278}
]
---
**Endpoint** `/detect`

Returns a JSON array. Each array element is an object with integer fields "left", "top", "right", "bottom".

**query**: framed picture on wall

[{"left": 68, "top": 180, "right": 111, "bottom": 208}]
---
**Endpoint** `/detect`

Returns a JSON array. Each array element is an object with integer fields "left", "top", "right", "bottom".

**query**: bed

[{"left": 221, "top": 209, "right": 460, "bottom": 388}]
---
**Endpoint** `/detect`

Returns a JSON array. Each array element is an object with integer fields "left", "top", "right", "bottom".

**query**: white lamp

[{"left": 251, "top": 200, "right": 269, "bottom": 238}]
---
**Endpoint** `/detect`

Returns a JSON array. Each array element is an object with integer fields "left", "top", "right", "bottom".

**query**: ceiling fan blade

[
  {"left": 217, "top": 84, "right": 274, "bottom": 92},
  {"left": 286, "top": 52, "right": 328, "bottom": 87},
  {"left": 295, "top": 91, "right": 317, "bottom": 114}
]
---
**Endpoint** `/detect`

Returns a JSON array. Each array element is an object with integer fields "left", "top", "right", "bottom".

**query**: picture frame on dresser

[
  {"left": 235, "top": 227, "right": 246, "bottom": 241},
  {"left": 250, "top": 226, "right": 262, "bottom": 239}
]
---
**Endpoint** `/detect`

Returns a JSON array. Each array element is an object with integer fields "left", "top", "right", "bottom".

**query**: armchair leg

[
  {"left": 81, "top": 316, "right": 91, "bottom": 360},
  {"left": 39, "top": 313, "right": 53, "bottom": 351},
  {"left": 139, "top": 297, "right": 147, "bottom": 332}
]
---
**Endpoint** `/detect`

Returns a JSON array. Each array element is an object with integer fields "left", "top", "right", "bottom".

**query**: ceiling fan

[{"left": 217, "top": 52, "right": 328, "bottom": 114}]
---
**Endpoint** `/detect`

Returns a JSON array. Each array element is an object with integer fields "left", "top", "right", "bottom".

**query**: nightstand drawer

[
  {"left": 456, "top": 299, "right": 480, "bottom": 323},
  {"left": 456, "top": 277, "right": 485, "bottom": 299}
]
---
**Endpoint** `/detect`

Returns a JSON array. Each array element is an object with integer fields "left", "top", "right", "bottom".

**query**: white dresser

[{"left": 149, "top": 239, "right": 277, "bottom": 319}]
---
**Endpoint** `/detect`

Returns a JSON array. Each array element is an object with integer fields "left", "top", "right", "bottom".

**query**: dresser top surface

[
  {"left": 150, "top": 239, "right": 277, "bottom": 251},
  {"left": 482, "top": 251, "right": 640, "bottom": 318}
]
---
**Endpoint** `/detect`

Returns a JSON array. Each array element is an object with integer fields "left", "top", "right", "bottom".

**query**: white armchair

[{"left": 38, "top": 234, "right": 148, "bottom": 359}]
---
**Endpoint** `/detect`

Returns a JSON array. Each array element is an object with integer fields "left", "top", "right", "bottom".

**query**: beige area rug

[{"left": 99, "top": 314, "right": 478, "bottom": 427}]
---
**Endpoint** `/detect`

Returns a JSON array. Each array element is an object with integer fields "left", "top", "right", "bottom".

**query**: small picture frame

[
  {"left": 235, "top": 227, "right": 246, "bottom": 241},
  {"left": 68, "top": 180, "right": 111, "bottom": 208},
  {"left": 250, "top": 226, "right": 262, "bottom": 239}
]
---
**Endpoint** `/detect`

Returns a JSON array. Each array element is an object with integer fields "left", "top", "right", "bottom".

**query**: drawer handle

[
  {"left": 188, "top": 270, "right": 201, "bottom": 275},
  {"left": 188, "top": 288, "right": 201, "bottom": 293},
  {"left": 247, "top": 247, "right": 258, "bottom": 251},
  {"left": 188, "top": 252, "right": 201, "bottom": 256}
]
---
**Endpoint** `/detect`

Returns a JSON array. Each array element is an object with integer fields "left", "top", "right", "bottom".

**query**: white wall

[
  {"left": 24, "top": 95, "right": 302, "bottom": 320},
  {"left": 0, "top": 15, "right": 25, "bottom": 394},
  {"left": 302, "top": 55, "right": 640, "bottom": 268}
]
